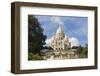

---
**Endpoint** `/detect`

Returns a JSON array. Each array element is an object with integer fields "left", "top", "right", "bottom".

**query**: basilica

[
  {"left": 48, "top": 25, "right": 71, "bottom": 50},
  {"left": 41, "top": 25, "right": 78, "bottom": 60}
]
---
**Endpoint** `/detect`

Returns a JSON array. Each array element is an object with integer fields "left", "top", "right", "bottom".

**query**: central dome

[{"left": 56, "top": 25, "right": 64, "bottom": 34}]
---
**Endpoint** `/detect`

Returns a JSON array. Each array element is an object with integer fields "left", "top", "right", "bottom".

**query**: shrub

[{"left": 28, "top": 52, "right": 44, "bottom": 60}]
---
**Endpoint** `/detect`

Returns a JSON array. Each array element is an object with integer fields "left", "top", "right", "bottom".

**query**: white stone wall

[{"left": 48, "top": 26, "right": 71, "bottom": 50}]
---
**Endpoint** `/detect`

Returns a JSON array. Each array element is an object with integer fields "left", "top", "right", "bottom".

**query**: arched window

[
  {"left": 58, "top": 48, "right": 60, "bottom": 50},
  {"left": 59, "top": 42, "right": 60, "bottom": 46},
  {"left": 60, "top": 42, "right": 62, "bottom": 45}
]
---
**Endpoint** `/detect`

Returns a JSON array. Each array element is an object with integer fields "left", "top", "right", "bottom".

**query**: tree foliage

[
  {"left": 43, "top": 46, "right": 53, "bottom": 50},
  {"left": 28, "top": 53, "right": 43, "bottom": 60},
  {"left": 72, "top": 46, "right": 79, "bottom": 49},
  {"left": 75, "top": 44, "right": 88, "bottom": 58},
  {"left": 28, "top": 15, "right": 47, "bottom": 56}
]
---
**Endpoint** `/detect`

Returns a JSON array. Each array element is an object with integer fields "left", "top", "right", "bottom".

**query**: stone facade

[
  {"left": 41, "top": 25, "right": 79, "bottom": 60},
  {"left": 48, "top": 25, "right": 71, "bottom": 50},
  {"left": 42, "top": 49, "right": 78, "bottom": 60}
]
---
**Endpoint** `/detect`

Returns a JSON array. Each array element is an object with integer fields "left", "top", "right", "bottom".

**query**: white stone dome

[
  {"left": 64, "top": 35, "right": 68, "bottom": 40},
  {"left": 56, "top": 25, "right": 64, "bottom": 34},
  {"left": 46, "top": 35, "right": 55, "bottom": 44},
  {"left": 50, "top": 35, "right": 55, "bottom": 41}
]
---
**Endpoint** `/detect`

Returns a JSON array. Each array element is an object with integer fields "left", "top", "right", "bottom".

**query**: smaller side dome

[
  {"left": 46, "top": 35, "right": 55, "bottom": 44},
  {"left": 64, "top": 35, "right": 69, "bottom": 42}
]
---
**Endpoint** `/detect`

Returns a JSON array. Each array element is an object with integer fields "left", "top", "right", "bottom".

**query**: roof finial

[{"left": 56, "top": 24, "right": 64, "bottom": 34}]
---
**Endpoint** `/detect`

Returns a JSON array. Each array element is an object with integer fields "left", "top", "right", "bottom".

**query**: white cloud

[
  {"left": 69, "top": 37, "right": 79, "bottom": 47},
  {"left": 45, "top": 39, "right": 51, "bottom": 44},
  {"left": 51, "top": 16, "right": 64, "bottom": 26}
]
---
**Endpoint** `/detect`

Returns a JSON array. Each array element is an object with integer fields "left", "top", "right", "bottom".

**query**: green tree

[
  {"left": 81, "top": 44, "right": 88, "bottom": 58},
  {"left": 72, "top": 46, "right": 79, "bottom": 49},
  {"left": 75, "top": 44, "right": 88, "bottom": 58},
  {"left": 28, "top": 15, "right": 47, "bottom": 56},
  {"left": 28, "top": 53, "right": 44, "bottom": 60},
  {"left": 76, "top": 45, "right": 83, "bottom": 58}
]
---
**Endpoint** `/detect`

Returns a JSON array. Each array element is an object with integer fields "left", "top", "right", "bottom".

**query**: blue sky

[{"left": 34, "top": 15, "right": 88, "bottom": 46}]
